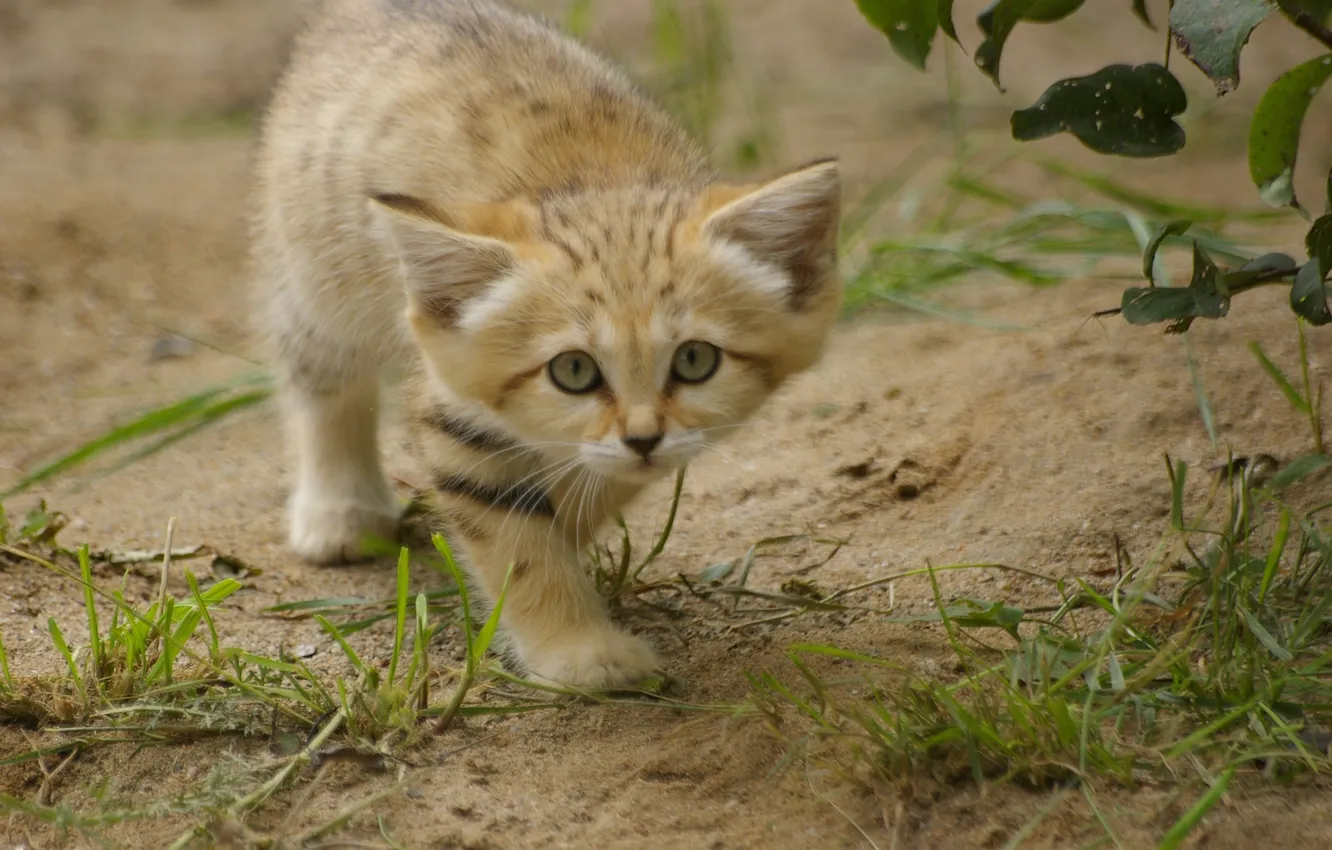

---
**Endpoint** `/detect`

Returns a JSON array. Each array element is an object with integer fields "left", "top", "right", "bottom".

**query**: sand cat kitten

[{"left": 254, "top": 0, "right": 842, "bottom": 687}]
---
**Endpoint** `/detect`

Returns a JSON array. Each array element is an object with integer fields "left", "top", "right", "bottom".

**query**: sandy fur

[{"left": 253, "top": 0, "right": 842, "bottom": 687}]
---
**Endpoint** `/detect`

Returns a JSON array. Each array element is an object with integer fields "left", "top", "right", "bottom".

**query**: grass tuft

[
  {"left": 0, "top": 510, "right": 537, "bottom": 844},
  {"left": 749, "top": 446, "right": 1332, "bottom": 843}
]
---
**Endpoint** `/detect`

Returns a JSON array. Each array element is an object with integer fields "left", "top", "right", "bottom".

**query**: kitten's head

[{"left": 371, "top": 160, "right": 841, "bottom": 483}]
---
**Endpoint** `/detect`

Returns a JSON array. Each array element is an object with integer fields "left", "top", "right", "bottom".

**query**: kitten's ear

[
  {"left": 700, "top": 159, "right": 841, "bottom": 309},
  {"left": 369, "top": 193, "right": 526, "bottom": 327}
]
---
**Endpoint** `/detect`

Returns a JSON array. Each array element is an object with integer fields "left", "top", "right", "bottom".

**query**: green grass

[
  {"left": 0, "top": 488, "right": 731, "bottom": 845},
  {"left": 748, "top": 443, "right": 1332, "bottom": 846},
  {"left": 0, "top": 515, "right": 535, "bottom": 844},
  {"left": 839, "top": 147, "right": 1281, "bottom": 322},
  {"left": 0, "top": 370, "right": 273, "bottom": 501}
]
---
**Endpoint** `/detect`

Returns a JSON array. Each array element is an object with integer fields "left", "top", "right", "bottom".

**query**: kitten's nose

[{"left": 622, "top": 433, "right": 663, "bottom": 460}]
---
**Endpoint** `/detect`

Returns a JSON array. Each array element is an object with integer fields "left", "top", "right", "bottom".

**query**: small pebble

[{"left": 150, "top": 335, "right": 196, "bottom": 361}]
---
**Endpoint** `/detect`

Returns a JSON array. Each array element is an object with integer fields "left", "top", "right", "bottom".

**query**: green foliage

[
  {"left": 0, "top": 508, "right": 536, "bottom": 841},
  {"left": 975, "top": 0, "right": 1085, "bottom": 87},
  {"left": 840, "top": 149, "right": 1262, "bottom": 319},
  {"left": 1248, "top": 54, "right": 1332, "bottom": 210},
  {"left": 754, "top": 450, "right": 1332, "bottom": 841},
  {"left": 853, "top": 1, "right": 939, "bottom": 70},
  {"left": 854, "top": 0, "right": 1332, "bottom": 328},
  {"left": 1170, "top": 0, "right": 1276, "bottom": 94},
  {"left": 1108, "top": 216, "right": 1332, "bottom": 331},
  {"left": 1011, "top": 63, "right": 1187, "bottom": 157}
]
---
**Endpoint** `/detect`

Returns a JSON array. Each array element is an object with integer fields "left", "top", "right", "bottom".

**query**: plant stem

[
  {"left": 432, "top": 663, "right": 477, "bottom": 735},
  {"left": 629, "top": 466, "right": 686, "bottom": 585},
  {"left": 1298, "top": 317, "right": 1325, "bottom": 454},
  {"left": 1282, "top": 5, "right": 1332, "bottom": 51},
  {"left": 165, "top": 711, "right": 347, "bottom": 849}
]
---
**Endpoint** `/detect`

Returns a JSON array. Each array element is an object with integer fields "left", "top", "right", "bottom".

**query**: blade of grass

[
  {"left": 472, "top": 563, "right": 514, "bottom": 670},
  {"left": 1156, "top": 767, "right": 1234, "bottom": 850},
  {"left": 0, "top": 372, "right": 271, "bottom": 499},
  {"left": 1250, "top": 341, "right": 1310, "bottom": 413},
  {"left": 47, "top": 618, "right": 85, "bottom": 704},
  {"left": 185, "top": 571, "right": 221, "bottom": 661},
  {"left": 387, "top": 547, "right": 409, "bottom": 688},
  {"left": 0, "top": 629, "right": 13, "bottom": 689},
  {"left": 1184, "top": 335, "right": 1219, "bottom": 449},
  {"left": 78, "top": 545, "right": 101, "bottom": 689}
]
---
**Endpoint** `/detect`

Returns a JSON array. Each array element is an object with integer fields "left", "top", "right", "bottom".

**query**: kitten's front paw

[
  {"left": 522, "top": 628, "right": 660, "bottom": 689},
  {"left": 288, "top": 492, "right": 401, "bottom": 565}
]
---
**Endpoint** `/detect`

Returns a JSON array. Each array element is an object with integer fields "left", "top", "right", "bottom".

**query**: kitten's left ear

[{"left": 701, "top": 159, "right": 841, "bottom": 309}]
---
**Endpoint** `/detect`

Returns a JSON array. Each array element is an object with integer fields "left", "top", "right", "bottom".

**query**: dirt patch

[{"left": 3, "top": 1, "right": 1332, "bottom": 847}]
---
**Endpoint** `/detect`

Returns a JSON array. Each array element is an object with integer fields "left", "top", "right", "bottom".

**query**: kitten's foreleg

[{"left": 450, "top": 514, "right": 658, "bottom": 688}]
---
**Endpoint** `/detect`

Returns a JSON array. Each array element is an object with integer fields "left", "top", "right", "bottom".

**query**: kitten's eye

[
  {"left": 548, "top": 350, "right": 603, "bottom": 394},
  {"left": 671, "top": 341, "right": 721, "bottom": 383}
]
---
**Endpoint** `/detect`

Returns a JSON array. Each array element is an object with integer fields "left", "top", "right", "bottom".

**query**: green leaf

[
  {"left": 976, "top": 0, "right": 1086, "bottom": 88},
  {"left": 1268, "top": 453, "right": 1332, "bottom": 489},
  {"left": 1214, "top": 250, "right": 1298, "bottom": 290},
  {"left": 1279, "top": 0, "right": 1332, "bottom": 23},
  {"left": 1296, "top": 216, "right": 1332, "bottom": 323},
  {"left": 854, "top": 0, "right": 939, "bottom": 69},
  {"left": 1121, "top": 288, "right": 1205, "bottom": 326},
  {"left": 1143, "top": 219, "right": 1194, "bottom": 283},
  {"left": 1249, "top": 53, "right": 1332, "bottom": 209},
  {"left": 1232, "top": 252, "right": 1299, "bottom": 280},
  {"left": 1291, "top": 259, "right": 1331, "bottom": 324},
  {"left": 1307, "top": 213, "right": 1332, "bottom": 270},
  {"left": 1170, "top": 0, "right": 1276, "bottom": 95},
  {"left": 924, "top": 598, "right": 1026, "bottom": 638},
  {"left": 938, "top": 0, "right": 960, "bottom": 41},
  {"left": 1012, "top": 63, "right": 1187, "bottom": 157},
  {"left": 1008, "top": 0, "right": 1086, "bottom": 21},
  {"left": 1121, "top": 243, "right": 1229, "bottom": 331}
]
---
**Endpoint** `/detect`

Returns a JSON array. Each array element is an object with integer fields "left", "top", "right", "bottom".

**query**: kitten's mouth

[{"left": 600, "top": 458, "right": 675, "bottom": 484}]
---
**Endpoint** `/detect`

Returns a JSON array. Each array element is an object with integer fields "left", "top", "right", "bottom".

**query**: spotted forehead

[{"left": 538, "top": 187, "right": 693, "bottom": 299}]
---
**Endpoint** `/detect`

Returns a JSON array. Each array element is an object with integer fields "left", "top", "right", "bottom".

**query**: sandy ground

[{"left": 3, "top": 0, "right": 1332, "bottom": 847}]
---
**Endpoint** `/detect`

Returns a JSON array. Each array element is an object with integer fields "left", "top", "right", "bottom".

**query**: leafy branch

[
  {"left": 854, "top": 0, "right": 1332, "bottom": 329},
  {"left": 1281, "top": 1, "right": 1332, "bottom": 50}
]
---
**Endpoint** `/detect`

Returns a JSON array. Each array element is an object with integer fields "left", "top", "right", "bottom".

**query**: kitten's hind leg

[{"left": 277, "top": 335, "right": 401, "bottom": 565}]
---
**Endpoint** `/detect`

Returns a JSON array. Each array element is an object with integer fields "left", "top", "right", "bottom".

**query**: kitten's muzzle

[{"left": 622, "top": 433, "right": 663, "bottom": 460}]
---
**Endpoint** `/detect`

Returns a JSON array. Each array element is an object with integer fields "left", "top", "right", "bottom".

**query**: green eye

[
  {"left": 671, "top": 341, "right": 721, "bottom": 383},
  {"left": 548, "top": 350, "right": 603, "bottom": 394}
]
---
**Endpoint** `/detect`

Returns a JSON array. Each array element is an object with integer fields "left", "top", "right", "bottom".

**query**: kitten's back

[{"left": 258, "top": 0, "right": 709, "bottom": 223}]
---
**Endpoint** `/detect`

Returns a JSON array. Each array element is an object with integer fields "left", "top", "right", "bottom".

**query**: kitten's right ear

[{"left": 369, "top": 193, "right": 518, "bottom": 327}]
